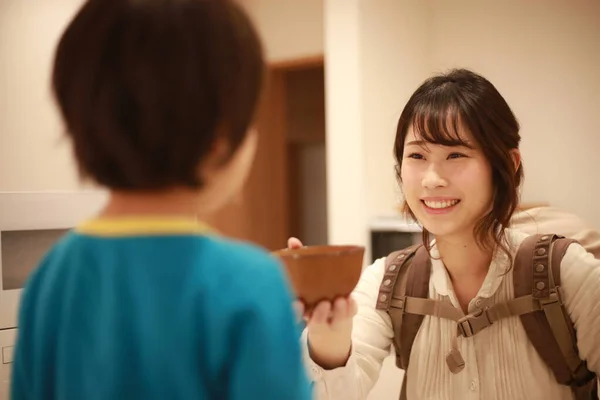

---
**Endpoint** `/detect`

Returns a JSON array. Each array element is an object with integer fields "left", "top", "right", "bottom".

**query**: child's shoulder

[
  {"left": 199, "top": 235, "right": 286, "bottom": 285},
  {"left": 201, "top": 235, "right": 276, "bottom": 264},
  {"left": 201, "top": 236, "right": 295, "bottom": 304}
]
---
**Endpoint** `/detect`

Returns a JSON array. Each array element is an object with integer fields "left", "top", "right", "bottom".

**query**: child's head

[
  {"left": 394, "top": 68, "right": 523, "bottom": 251},
  {"left": 52, "top": 0, "right": 265, "bottom": 212}
]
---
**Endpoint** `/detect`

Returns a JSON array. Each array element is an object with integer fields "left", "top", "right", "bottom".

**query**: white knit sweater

[{"left": 302, "top": 229, "right": 600, "bottom": 400}]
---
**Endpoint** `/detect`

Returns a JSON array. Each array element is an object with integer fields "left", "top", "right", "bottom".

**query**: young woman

[{"left": 291, "top": 68, "right": 600, "bottom": 399}]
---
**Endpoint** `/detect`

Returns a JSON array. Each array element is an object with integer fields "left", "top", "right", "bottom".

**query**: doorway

[{"left": 206, "top": 55, "right": 328, "bottom": 251}]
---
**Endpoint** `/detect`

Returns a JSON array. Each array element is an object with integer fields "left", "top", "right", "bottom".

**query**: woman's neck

[{"left": 435, "top": 233, "right": 494, "bottom": 280}]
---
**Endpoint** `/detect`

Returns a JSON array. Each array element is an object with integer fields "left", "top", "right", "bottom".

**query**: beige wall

[
  {"left": 428, "top": 0, "right": 600, "bottom": 228},
  {"left": 1, "top": 0, "right": 597, "bottom": 224},
  {"left": 325, "top": 0, "right": 600, "bottom": 256},
  {"left": 323, "top": 0, "right": 367, "bottom": 246},
  {"left": 238, "top": 0, "right": 324, "bottom": 63},
  {"left": 360, "top": 0, "right": 432, "bottom": 229},
  {"left": 0, "top": 1, "right": 83, "bottom": 191},
  {"left": 0, "top": 0, "right": 324, "bottom": 192}
]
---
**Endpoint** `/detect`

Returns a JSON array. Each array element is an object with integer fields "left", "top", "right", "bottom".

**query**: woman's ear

[{"left": 510, "top": 149, "right": 521, "bottom": 174}]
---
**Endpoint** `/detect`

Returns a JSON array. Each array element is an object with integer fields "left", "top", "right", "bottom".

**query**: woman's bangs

[{"left": 411, "top": 102, "right": 473, "bottom": 148}]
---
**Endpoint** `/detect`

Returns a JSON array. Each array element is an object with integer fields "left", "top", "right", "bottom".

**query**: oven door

[
  {"left": 0, "top": 328, "right": 16, "bottom": 399},
  {"left": 0, "top": 191, "right": 107, "bottom": 330},
  {"left": 0, "top": 227, "right": 71, "bottom": 329},
  {"left": 0, "top": 191, "right": 106, "bottom": 400}
]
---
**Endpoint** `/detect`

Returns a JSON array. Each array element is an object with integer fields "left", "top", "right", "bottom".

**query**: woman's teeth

[{"left": 423, "top": 200, "right": 459, "bottom": 209}]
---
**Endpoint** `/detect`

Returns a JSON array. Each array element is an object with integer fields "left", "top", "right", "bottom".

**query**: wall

[
  {"left": 0, "top": 1, "right": 83, "bottom": 191},
  {"left": 237, "top": 0, "right": 323, "bottom": 63},
  {"left": 0, "top": 0, "right": 324, "bottom": 192},
  {"left": 324, "top": 0, "right": 600, "bottom": 257},
  {"left": 428, "top": 0, "right": 600, "bottom": 228},
  {"left": 323, "top": 0, "right": 367, "bottom": 247},
  {"left": 4, "top": 0, "right": 596, "bottom": 229},
  {"left": 359, "top": 0, "right": 432, "bottom": 228}
]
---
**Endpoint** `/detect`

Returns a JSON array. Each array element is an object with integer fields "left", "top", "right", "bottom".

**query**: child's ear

[
  {"left": 198, "top": 128, "right": 258, "bottom": 183},
  {"left": 199, "top": 136, "right": 231, "bottom": 181}
]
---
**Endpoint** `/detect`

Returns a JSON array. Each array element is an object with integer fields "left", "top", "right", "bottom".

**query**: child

[{"left": 11, "top": 1, "right": 311, "bottom": 399}]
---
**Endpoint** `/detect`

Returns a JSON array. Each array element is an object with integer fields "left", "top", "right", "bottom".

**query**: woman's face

[{"left": 400, "top": 126, "right": 494, "bottom": 241}]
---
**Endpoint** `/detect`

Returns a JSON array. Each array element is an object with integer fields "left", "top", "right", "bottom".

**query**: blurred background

[
  {"left": 0, "top": 1, "right": 599, "bottom": 398},
  {"left": 2, "top": 1, "right": 599, "bottom": 252}
]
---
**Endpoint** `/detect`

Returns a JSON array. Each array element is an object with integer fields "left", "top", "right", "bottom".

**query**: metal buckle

[{"left": 457, "top": 308, "right": 492, "bottom": 337}]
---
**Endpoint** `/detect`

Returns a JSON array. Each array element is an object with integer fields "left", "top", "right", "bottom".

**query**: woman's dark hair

[
  {"left": 52, "top": 0, "right": 265, "bottom": 190},
  {"left": 394, "top": 68, "right": 523, "bottom": 258}
]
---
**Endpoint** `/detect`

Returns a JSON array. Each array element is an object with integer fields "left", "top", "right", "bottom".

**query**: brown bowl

[{"left": 272, "top": 245, "right": 365, "bottom": 310}]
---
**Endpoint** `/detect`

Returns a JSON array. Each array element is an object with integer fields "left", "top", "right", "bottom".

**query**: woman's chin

[{"left": 419, "top": 221, "right": 461, "bottom": 239}]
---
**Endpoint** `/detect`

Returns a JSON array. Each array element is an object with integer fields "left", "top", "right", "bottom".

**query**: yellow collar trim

[{"left": 76, "top": 216, "right": 215, "bottom": 237}]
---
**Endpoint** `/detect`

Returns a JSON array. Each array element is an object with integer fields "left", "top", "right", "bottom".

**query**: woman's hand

[{"left": 288, "top": 237, "right": 357, "bottom": 369}]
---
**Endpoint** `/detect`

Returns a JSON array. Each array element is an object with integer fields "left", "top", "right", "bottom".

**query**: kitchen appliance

[
  {"left": 0, "top": 191, "right": 107, "bottom": 398},
  {"left": 369, "top": 216, "right": 422, "bottom": 263}
]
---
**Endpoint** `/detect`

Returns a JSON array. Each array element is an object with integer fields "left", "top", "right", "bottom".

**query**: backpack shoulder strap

[
  {"left": 514, "top": 234, "right": 597, "bottom": 397},
  {"left": 375, "top": 244, "right": 431, "bottom": 370}
]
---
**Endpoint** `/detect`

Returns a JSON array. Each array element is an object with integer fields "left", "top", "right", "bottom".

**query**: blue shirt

[{"left": 11, "top": 218, "right": 311, "bottom": 400}]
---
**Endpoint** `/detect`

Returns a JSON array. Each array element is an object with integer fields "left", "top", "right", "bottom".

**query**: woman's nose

[{"left": 422, "top": 165, "right": 448, "bottom": 189}]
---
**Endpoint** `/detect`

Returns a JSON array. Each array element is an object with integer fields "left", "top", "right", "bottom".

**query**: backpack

[{"left": 375, "top": 234, "right": 598, "bottom": 400}]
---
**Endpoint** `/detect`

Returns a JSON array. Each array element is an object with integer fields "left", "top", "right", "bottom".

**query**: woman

[{"left": 291, "top": 69, "right": 600, "bottom": 399}]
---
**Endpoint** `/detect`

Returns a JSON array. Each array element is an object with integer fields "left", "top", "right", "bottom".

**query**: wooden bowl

[{"left": 272, "top": 245, "right": 365, "bottom": 310}]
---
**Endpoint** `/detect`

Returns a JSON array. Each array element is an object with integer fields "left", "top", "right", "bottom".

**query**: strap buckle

[
  {"left": 457, "top": 308, "right": 492, "bottom": 337},
  {"left": 570, "top": 363, "right": 597, "bottom": 388},
  {"left": 389, "top": 296, "right": 405, "bottom": 311},
  {"left": 539, "top": 287, "right": 563, "bottom": 307}
]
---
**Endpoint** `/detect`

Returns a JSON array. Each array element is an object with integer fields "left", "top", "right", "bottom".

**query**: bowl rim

[{"left": 272, "top": 244, "right": 365, "bottom": 259}]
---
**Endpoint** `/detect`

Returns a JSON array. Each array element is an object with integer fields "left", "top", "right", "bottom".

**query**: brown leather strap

[
  {"left": 455, "top": 294, "right": 540, "bottom": 337},
  {"left": 547, "top": 237, "right": 596, "bottom": 388},
  {"left": 515, "top": 234, "right": 572, "bottom": 383},
  {"left": 376, "top": 245, "right": 430, "bottom": 400},
  {"left": 377, "top": 246, "right": 421, "bottom": 310},
  {"left": 398, "top": 246, "right": 431, "bottom": 369},
  {"left": 399, "top": 376, "right": 407, "bottom": 400},
  {"left": 390, "top": 263, "right": 411, "bottom": 368},
  {"left": 549, "top": 239, "right": 598, "bottom": 396},
  {"left": 515, "top": 234, "right": 596, "bottom": 395},
  {"left": 401, "top": 293, "right": 542, "bottom": 337},
  {"left": 573, "top": 378, "right": 598, "bottom": 400},
  {"left": 376, "top": 245, "right": 423, "bottom": 370},
  {"left": 402, "top": 297, "right": 462, "bottom": 320}
]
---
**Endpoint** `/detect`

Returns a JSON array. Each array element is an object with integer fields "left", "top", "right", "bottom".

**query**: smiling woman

[
  {"left": 292, "top": 68, "right": 600, "bottom": 400},
  {"left": 394, "top": 69, "right": 522, "bottom": 261}
]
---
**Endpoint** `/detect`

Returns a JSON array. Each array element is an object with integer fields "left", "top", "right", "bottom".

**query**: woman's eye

[
  {"left": 407, "top": 153, "right": 424, "bottom": 160},
  {"left": 448, "top": 153, "right": 466, "bottom": 160}
]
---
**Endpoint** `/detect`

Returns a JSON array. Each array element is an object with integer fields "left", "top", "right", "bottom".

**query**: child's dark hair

[
  {"left": 394, "top": 68, "right": 524, "bottom": 260},
  {"left": 52, "top": 0, "right": 265, "bottom": 190}
]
